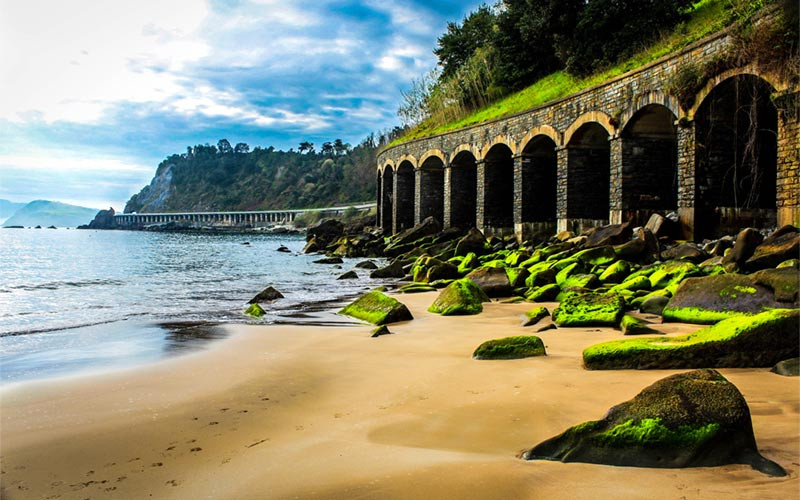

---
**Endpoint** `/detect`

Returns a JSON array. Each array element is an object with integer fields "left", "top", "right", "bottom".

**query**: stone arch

[
  {"left": 418, "top": 154, "right": 445, "bottom": 225},
  {"left": 380, "top": 159, "right": 395, "bottom": 174},
  {"left": 480, "top": 136, "right": 517, "bottom": 160},
  {"left": 693, "top": 73, "right": 779, "bottom": 238},
  {"left": 520, "top": 134, "right": 558, "bottom": 225},
  {"left": 619, "top": 103, "right": 679, "bottom": 225},
  {"left": 481, "top": 142, "right": 515, "bottom": 233},
  {"left": 418, "top": 149, "right": 446, "bottom": 167},
  {"left": 618, "top": 92, "right": 681, "bottom": 132},
  {"left": 565, "top": 121, "right": 611, "bottom": 224},
  {"left": 380, "top": 166, "right": 393, "bottom": 230},
  {"left": 518, "top": 125, "right": 562, "bottom": 151},
  {"left": 564, "top": 111, "right": 615, "bottom": 145},
  {"left": 395, "top": 154, "right": 418, "bottom": 170},
  {"left": 687, "top": 67, "right": 787, "bottom": 119},
  {"left": 394, "top": 160, "right": 416, "bottom": 232},
  {"left": 450, "top": 143, "right": 481, "bottom": 162},
  {"left": 448, "top": 149, "right": 478, "bottom": 229}
]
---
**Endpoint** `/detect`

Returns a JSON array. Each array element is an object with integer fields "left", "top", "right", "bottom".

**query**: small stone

[
  {"left": 245, "top": 303, "right": 266, "bottom": 317},
  {"left": 277, "top": 245, "right": 291, "bottom": 253},
  {"left": 313, "top": 256, "right": 343, "bottom": 264},
  {"left": 248, "top": 286, "right": 284, "bottom": 304},
  {"left": 521, "top": 306, "right": 550, "bottom": 326},
  {"left": 370, "top": 325, "right": 392, "bottom": 337},
  {"left": 771, "top": 358, "right": 800, "bottom": 376},
  {"left": 337, "top": 270, "right": 358, "bottom": 280},
  {"left": 355, "top": 260, "right": 378, "bottom": 269},
  {"left": 620, "top": 315, "right": 660, "bottom": 335}
]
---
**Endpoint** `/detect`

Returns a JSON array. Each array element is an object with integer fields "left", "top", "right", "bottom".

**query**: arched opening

[
  {"left": 521, "top": 135, "right": 558, "bottom": 222},
  {"left": 448, "top": 151, "right": 477, "bottom": 229},
  {"left": 694, "top": 74, "right": 778, "bottom": 238},
  {"left": 482, "top": 143, "right": 514, "bottom": 233},
  {"left": 395, "top": 161, "right": 416, "bottom": 232},
  {"left": 418, "top": 156, "right": 444, "bottom": 225},
  {"left": 566, "top": 123, "right": 610, "bottom": 224},
  {"left": 381, "top": 167, "right": 393, "bottom": 230},
  {"left": 620, "top": 104, "right": 678, "bottom": 226}
]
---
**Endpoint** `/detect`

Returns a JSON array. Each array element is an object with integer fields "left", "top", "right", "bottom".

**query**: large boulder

[
  {"left": 339, "top": 291, "right": 413, "bottom": 325},
  {"left": 583, "top": 309, "right": 800, "bottom": 369},
  {"left": 661, "top": 243, "right": 708, "bottom": 263},
  {"left": 521, "top": 369, "right": 785, "bottom": 476},
  {"left": 722, "top": 227, "right": 763, "bottom": 267},
  {"left": 454, "top": 228, "right": 490, "bottom": 256},
  {"left": 248, "top": 286, "right": 284, "bottom": 304},
  {"left": 369, "top": 260, "right": 405, "bottom": 279},
  {"left": 473, "top": 336, "right": 546, "bottom": 360},
  {"left": 428, "top": 278, "right": 489, "bottom": 316},
  {"left": 84, "top": 208, "right": 117, "bottom": 229},
  {"left": 750, "top": 267, "right": 800, "bottom": 303},
  {"left": 384, "top": 217, "right": 441, "bottom": 254},
  {"left": 662, "top": 274, "right": 791, "bottom": 324},
  {"left": 581, "top": 221, "right": 633, "bottom": 248},
  {"left": 552, "top": 292, "right": 626, "bottom": 327},
  {"left": 745, "top": 228, "right": 800, "bottom": 271},
  {"left": 466, "top": 266, "right": 513, "bottom": 298},
  {"left": 306, "top": 219, "right": 344, "bottom": 245}
]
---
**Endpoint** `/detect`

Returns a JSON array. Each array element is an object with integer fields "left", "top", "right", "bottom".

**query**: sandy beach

[{"left": 1, "top": 292, "right": 798, "bottom": 499}]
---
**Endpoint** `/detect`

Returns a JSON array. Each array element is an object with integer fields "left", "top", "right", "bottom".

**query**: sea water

[{"left": 0, "top": 228, "right": 387, "bottom": 382}]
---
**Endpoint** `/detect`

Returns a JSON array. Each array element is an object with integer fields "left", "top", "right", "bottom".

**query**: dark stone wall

[
  {"left": 448, "top": 164, "right": 477, "bottom": 229},
  {"left": 566, "top": 147, "right": 610, "bottom": 220},
  {"left": 418, "top": 167, "right": 444, "bottom": 224},
  {"left": 621, "top": 136, "right": 677, "bottom": 211},
  {"left": 393, "top": 166, "right": 415, "bottom": 232}
]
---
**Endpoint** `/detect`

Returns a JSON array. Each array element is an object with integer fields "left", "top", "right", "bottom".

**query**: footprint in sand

[
  {"left": 165, "top": 446, "right": 175, "bottom": 451},
  {"left": 245, "top": 439, "right": 268, "bottom": 448},
  {"left": 151, "top": 462, "right": 163, "bottom": 467},
  {"left": 209, "top": 421, "right": 219, "bottom": 425},
  {"left": 103, "top": 462, "right": 116, "bottom": 468},
  {"left": 261, "top": 397, "right": 270, "bottom": 401},
  {"left": 86, "top": 471, "right": 94, "bottom": 476},
  {"left": 165, "top": 479, "right": 180, "bottom": 487},
  {"left": 186, "top": 439, "right": 196, "bottom": 444},
  {"left": 127, "top": 458, "right": 140, "bottom": 463},
  {"left": 238, "top": 410, "right": 248, "bottom": 414},
  {"left": 190, "top": 447, "right": 203, "bottom": 452},
  {"left": 220, "top": 408, "right": 230, "bottom": 412},
  {"left": 116, "top": 476, "right": 127, "bottom": 482}
]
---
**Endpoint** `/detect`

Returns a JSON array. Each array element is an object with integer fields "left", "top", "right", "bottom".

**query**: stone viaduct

[{"left": 376, "top": 27, "right": 799, "bottom": 242}]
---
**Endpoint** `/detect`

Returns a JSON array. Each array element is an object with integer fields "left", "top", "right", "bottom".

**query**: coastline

[{"left": 1, "top": 292, "right": 797, "bottom": 499}]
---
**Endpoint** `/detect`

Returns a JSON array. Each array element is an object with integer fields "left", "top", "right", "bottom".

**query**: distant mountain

[
  {"left": 0, "top": 199, "right": 26, "bottom": 223},
  {"left": 3, "top": 200, "right": 100, "bottom": 227}
]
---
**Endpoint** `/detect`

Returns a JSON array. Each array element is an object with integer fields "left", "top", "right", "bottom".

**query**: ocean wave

[{"left": 4, "top": 278, "right": 126, "bottom": 292}]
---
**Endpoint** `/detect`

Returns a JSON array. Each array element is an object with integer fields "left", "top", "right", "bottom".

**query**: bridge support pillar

[
  {"left": 608, "top": 136, "right": 623, "bottom": 225},
  {"left": 555, "top": 148, "right": 569, "bottom": 234},
  {"left": 475, "top": 160, "right": 486, "bottom": 233},
  {"left": 442, "top": 165, "right": 452, "bottom": 229},
  {"left": 777, "top": 110, "right": 800, "bottom": 227},
  {"left": 414, "top": 168, "right": 422, "bottom": 226},
  {"left": 676, "top": 121, "right": 697, "bottom": 240}
]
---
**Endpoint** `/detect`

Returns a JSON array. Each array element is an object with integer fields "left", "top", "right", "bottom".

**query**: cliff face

[{"left": 123, "top": 143, "right": 378, "bottom": 214}]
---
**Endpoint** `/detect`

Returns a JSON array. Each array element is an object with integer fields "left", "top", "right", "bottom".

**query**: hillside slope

[{"left": 4, "top": 200, "right": 100, "bottom": 227}]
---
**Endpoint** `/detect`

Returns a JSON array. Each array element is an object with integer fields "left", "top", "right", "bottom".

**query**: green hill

[
  {"left": 0, "top": 199, "right": 26, "bottom": 223},
  {"left": 4, "top": 200, "right": 100, "bottom": 227}
]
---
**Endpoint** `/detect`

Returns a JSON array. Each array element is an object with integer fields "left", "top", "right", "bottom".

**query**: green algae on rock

[
  {"left": 428, "top": 278, "right": 490, "bottom": 316},
  {"left": 552, "top": 292, "right": 625, "bottom": 327},
  {"left": 521, "top": 306, "right": 550, "bottom": 326},
  {"left": 662, "top": 273, "right": 789, "bottom": 324},
  {"left": 583, "top": 309, "right": 800, "bottom": 370},
  {"left": 245, "top": 303, "right": 266, "bottom": 317},
  {"left": 473, "top": 335, "right": 546, "bottom": 360},
  {"left": 398, "top": 283, "right": 437, "bottom": 293},
  {"left": 339, "top": 291, "right": 413, "bottom": 325},
  {"left": 620, "top": 315, "right": 660, "bottom": 335},
  {"left": 520, "top": 369, "right": 786, "bottom": 477},
  {"left": 649, "top": 261, "right": 700, "bottom": 289},
  {"left": 599, "top": 260, "right": 631, "bottom": 284},
  {"left": 525, "top": 283, "right": 560, "bottom": 302}
]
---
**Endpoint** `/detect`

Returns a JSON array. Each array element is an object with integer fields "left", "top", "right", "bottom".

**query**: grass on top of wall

[{"left": 391, "top": 0, "right": 730, "bottom": 146}]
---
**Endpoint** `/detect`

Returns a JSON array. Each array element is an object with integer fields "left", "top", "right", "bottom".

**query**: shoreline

[{"left": 1, "top": 292, "right": 797, "bottom": 499}]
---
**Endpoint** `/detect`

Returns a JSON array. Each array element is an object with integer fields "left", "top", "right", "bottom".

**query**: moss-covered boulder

[
  {"left": 772, "top": 357, "right": 799, "bottom": 376},
  {"left": 599, "top": 260, "right": 631, "bottom": 284},
  {"left": 649, "top": 261, "right": 700, "bottom": 289},
  {"left": 466, "top": 266, "right": 512, "bottom": 297},
  {"left": 525, "top": 266, "right": 557, "bottom": 287},
  {"left": 573, "top": 246, "right": 617, "bottom": 266},
  {"left": 552, "top": 292, "right": 626, "bottom": 327},
  {"left": 428, "top": 278, "right": 489, "bottom": 316},
  {"left": 561, "top": 273, "right": 599, "bottom": 290},
  {"left": 370, "top": 325, "right": 392, "bottom": 337},
  {"left": 457, "top": 252, "right": 479, "bottom": 274},
  {"left": 339, "top": 291, "right": 414, "bottom": 325},
  {"left": 662, "top": 274, "right": 788, "bottom": 324},
  {"left": 620, "top": 315, "right": 660, "bottom": 335},
  {"left": 584, "top": 309, "right": 799, "bottom": 369},
  {"left": 245, "top": 303, "right": 266, "bottom": 317},
  {"left": 777, "top": 258, "right": 799, "bottom": 269},
  {"left": 520, "top": 369, "right": 785, "bottom": 476},
  {"left": 454, "top": 228, "right": 490, "bottom": 256},
  {"left": 521, "top": 306, "right": 550, "bottom": 327},
  {"left": 750, "top": 268, "right": 799, "bottom": 303},
  {"left": 640, "top": 295, "right": 671, "bottom": 315},
  {"left": 745, "top": 229, "right": 799, "bottom": 271},
  {"left": 525, "top": 284, "right": 560, "bottom": 302},
  {"left": 609, "top": 276, "right": 651, "bottom": 293},
  {"left": 661, "top": 242, "right": 708, "bottom": 263},
  {"left": 473, "top": 335, "right": 546, "bottom": 360},
  {"left": 506, "top": 267, "right": 530, "bottom": 288},
  {"left": 398, "top": 283, "right": 437, "bottom": 293},
  {"left": 369, "top": 260, "right": 405, "bottom": 279}
]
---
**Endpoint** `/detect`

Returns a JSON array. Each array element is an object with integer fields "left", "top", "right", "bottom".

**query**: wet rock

[
  {"left": 398, "top": 283, "right": 437, "bottom": 293},
  {"left": 313, "top": 256, "right": 343, "bottom": 264},
  {"left": 454, "top": 228, "right": 491, "bottom": 257},
  {"left": 722, "top": 227, "right": 763, "bottom": 267},
  {"left": 306, "top": 219, "right": 344, "bottom": 246},
  {"left": 771, "top": 358, "right": 800, "bottom": 376},
  {"left": 248, "top": 286, "right": 285, "bottom": 304},
  {"left": 428, "top": 278, "right": 489, "bottom": 316},
  {"left": 745, "top": 229, "right": 800, "bottom": 271},
  {"left": 521, "top": 306, "right": 550, "bottom": 327},
  {"left": 277, "top": 245, "right": 291, "bottom": 253},
  {"left": 369, "top": 260, "right": 405, "bottom": 278},
  {"left": 337, "top": 270, "right": 358, "bottom": 280},
  {"left": 648, "top": 261, "right": 700, "bottom": 289},
  {"left": 521, "top": 369, "right": 786, "bottom": 477},
  {"left": 339, "top": 291, "right": 413, "bottom": 325},
  {"left": 640, "top": 295, "right": 670, "bottom": 315},
  {"left": 370, "top": 325, "right": 392, "bottom": 337},
  {"left": 620, "top": 315, "right": 660, "bottom": 335},
  {"left": 525, "top": 284, "right": 560, "bottom": 302},
  {"left": 384, "top": 217, "right": 441, "bottom": 255},
  {"left": 663, "top": 274, "right": 790, "bottom": 324},
  {"left": 466, "top": 266, "right": 512, "bottom": 298},
  {"left": 473, "top": 336, "right": 546, "bottom": 360},
  {"left": 552, "top": 292, "right": 625, "bottom": 327},
  {"left": 355, "top": 260, "right": 378, "bottom": 269},
  {"left": 573, "top": 246, "right": 617, "bottom": 266},
  {"left": 302, "top": 237, "right": 320, "bottom": 253},
  {"left": 599, "top": 260, "right": 631, "bottom": 284},
  {"left": 581, "top": 221, "right": 633, "bottom": 248},
  {"left": 584, "top": 309, "right": 799, "bottom": 370}
]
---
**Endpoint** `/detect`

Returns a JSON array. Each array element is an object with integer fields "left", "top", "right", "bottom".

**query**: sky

[{"left": 0, "top": 0, "right": 482, "bottom": 210}]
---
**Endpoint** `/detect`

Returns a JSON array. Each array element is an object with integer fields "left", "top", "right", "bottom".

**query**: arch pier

[{"left": 377, "top": 29, "right": 798, "bottom": 242}]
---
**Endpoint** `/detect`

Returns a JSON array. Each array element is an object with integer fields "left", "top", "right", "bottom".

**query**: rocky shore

[{"left": 314, "top": 213, "right": 798, "bottom": 475}]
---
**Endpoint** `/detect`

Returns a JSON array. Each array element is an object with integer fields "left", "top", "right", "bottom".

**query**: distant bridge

[{"left": 114, "top": 203, "right": 375, "bottom": 227}]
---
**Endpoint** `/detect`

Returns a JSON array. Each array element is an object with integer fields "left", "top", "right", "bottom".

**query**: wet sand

[{"left": 1, "top": 292, "right": 798, "bottom": 499}]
